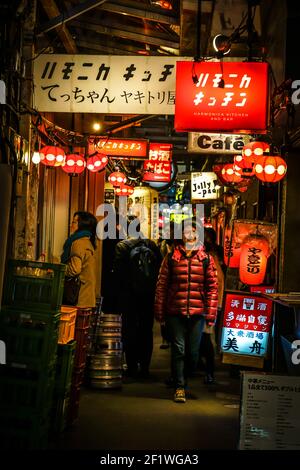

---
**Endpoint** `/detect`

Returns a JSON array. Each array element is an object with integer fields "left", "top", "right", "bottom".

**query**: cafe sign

[{"left": 188, "top": 132, "right": 250, "bottom": 154}]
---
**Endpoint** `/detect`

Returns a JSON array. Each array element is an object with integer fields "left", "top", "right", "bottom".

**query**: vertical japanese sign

[
  {"left": 33, "top": 55, "right": 191, "bottom": 114},
  {"left": 191, "top": 172, "right": 219, "bottom": 200},
  {"left": 221, "top": 292, "right": 273, "bottom": 357},
  {"left": 175, "top": 61, "right": 269, "bottom": 132},
  {"left": 142, "top": 143, "right": 172, "bottom": 183}
]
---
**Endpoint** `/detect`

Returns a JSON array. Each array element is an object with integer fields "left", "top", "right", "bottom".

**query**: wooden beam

[
  {"left": 74, "top": 20, "right": 179, "bottom": 49},
  {"left": 37, "top": 0, "right": 110, "bottom": 35},
  {"left": 38, "top": 0, "right": 179, "bottom": 35},
  {"left": 39, "top": 0, "right": 78, "bottom": 53}
]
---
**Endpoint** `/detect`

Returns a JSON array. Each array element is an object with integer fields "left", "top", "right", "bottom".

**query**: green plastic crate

[
  {"left": 0, "top": 369, "right": 55, "bottom": 413},
  {"left": 0, "top": 309, "right": 60, "bottom": 370},
  {"left": 55, "top": 340, "right": 76, "bottom": 395},
  {"left": 3, "top": 259, "right": 66, "bottom": 312},
  {"left": 50, "top": 393, "right": 70, "bottom": 435},
  {"left": 0, "top": 410, "right": 49, "bottom": 450}
]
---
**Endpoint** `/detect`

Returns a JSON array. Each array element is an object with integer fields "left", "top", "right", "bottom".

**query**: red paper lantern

[
  {"left": 224, "top": 226, "right": 242, "bottom": 268},
  {"left": 108, "top": 171, "right": 127, "bottom": 186},
  {"left": 239, "top": 234, "right": 269, "bottom": 285},
  {"left": 61, "top": 154, "right": 86, "bottom": 175},
  {"left": 254, "top": 155, "right": 287, "bottom": 183},
  {"left": 40, "top": 145, "right": 65, "bottom": 167},
  {"left": 242, "top": 141, "right": 270, "bottom": 161},
  {"left": 234, "top": 154, "right": 255, "bottom": 177},
  {"left": 87, "top": 153, "right": 108, "bottom": 172},
  {"left": 221, "top": 163, "right": 243, "bottom": 184},
  {"left": 115, "top": 184, "right": 134, "bottom": 196}
]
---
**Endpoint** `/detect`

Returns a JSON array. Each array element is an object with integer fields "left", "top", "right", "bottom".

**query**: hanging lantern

[
  {"left": 108, "top": 171, "right": 127, "bottom": 186},
  {"left": 224, "top": 226, "right": 242, "bottom": 268},
  {"left": 239, "top": 234, "right": 270, "bottom": 285},
  {"left": 254, "top": 155, "right": 287, "bottom": 183},
  {"left": 87, "top": 153, "right": 108, "bottom": 172},
  {"left": 234, "top": 154, "right": 255, "bottom": 177},
  {"left": 242, "top": 141, "right": 270, "bottom": 161},
  {"left": 39, "top": 145, "right": 65, "bottom": 167},
  {"left": 115, "top": 184, "right": 134, "bottom": 196},
  {"left": 221, "top": 163, "right": 243, "bottom": 184},
  {"left": 61, "top": 154, "right": 86, "bottom": 175}
]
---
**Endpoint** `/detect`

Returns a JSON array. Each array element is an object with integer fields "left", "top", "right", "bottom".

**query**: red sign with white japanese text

[
  {"left": 92, "top": 138, "right": 148, "bottom": 158},
  {"left": 250, "top": 286, "right": 275, "bottom": 294},
  {"left": 142, "top": 143, "right": 172, "bottom": 182},
  {"left": 221, "top": 292, "right": 273, "bottom": 357},
  {"left": 175, "top": 62, "right": 269, "bottom": 133}
]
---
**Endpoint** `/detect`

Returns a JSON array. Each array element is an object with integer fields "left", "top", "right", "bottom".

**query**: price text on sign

[{"left": 175, "top": 61, "right": 269, "bottom": 133}]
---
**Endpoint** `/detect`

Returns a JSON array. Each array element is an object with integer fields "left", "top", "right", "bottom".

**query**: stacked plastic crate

[
  {"left": 67, "top": 307, "right": 92, "bottom": 424},
  {"left": 0, "top": 259, "right": 66, "bottom": 449},
  {"left": 50, "top": 306, "right": 77, "bottom": 435}
]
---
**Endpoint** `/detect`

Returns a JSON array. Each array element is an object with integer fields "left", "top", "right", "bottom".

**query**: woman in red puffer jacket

[{"left": 154, "top": 220, "right": 218, "bottom": 403}]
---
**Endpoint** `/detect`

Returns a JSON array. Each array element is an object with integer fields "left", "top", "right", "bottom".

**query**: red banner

[
  {"left": 143, "top": 143, "right": 172, "bottom": 183},
  {"left": 223, "top": 292, "right": 273, "bottom": 333},
  {"left": 92, "top": 138, "right": 148, "bottom": 158},
  {"left": 175, "top": 61, "right": 269, "bottom": 133}
]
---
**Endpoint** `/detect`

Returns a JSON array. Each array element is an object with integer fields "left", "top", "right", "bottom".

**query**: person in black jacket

[{"left": 113, "top": 218, "right": 162, "bottom": 379}]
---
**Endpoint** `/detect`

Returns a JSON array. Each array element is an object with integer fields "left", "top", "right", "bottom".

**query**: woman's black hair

[
  {"left": 74, "top": 211, "right": 98, "bottom": 249},
  {"left": 204, "top": 227, "right": 217, "bottom": 245}
]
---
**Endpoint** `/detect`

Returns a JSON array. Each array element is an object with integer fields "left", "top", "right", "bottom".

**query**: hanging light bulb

[{"left": 213, "top": 34, "right": 231, "bottom": 56}]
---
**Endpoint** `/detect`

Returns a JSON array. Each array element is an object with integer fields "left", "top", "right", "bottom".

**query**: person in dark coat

[
  {"left": 154, "top": 220, "right": 218, "bottom": 403},
  {"left": 113, "top": 219, "right": 162, "bottom": 379}
]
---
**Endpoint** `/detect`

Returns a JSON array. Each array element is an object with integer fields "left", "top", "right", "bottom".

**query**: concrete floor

[{"left": 54, "top": 325, "right": 241, "bottom": 451}]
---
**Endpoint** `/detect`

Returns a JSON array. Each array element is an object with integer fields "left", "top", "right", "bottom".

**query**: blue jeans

[{"left": 166, "top": 315, "right": 205, "bottom": 389}]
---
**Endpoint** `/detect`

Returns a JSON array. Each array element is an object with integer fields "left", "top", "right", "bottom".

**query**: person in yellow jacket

[{"left": 61, "top": 211, "right": 98, "bottom": 308}]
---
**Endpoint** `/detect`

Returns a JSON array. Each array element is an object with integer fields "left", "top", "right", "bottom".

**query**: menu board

[{"left": 239, "top": 372, "right": 300, "bottom": 449}]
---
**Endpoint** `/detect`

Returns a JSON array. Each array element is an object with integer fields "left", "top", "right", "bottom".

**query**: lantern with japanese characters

[
  {"left": 108, "top": 171, "right": 127, "bottom": 186},
  {"left": 224, "top": 225, "right": 242, "bottom": 268},
  {"left": 40, "top": 145, "right": 65, "bottom": 167},
  {"left": 61, "top": 153, "right": 86, "bottom": 175},
  {"left": 239, "top": 234, "right": 270, "bottom": 285},
  {"left": 254, "top": 155, "right": 287, "bottom": 183},
  {"left": 87, "top": 152, "right": 108, "bottom": 172}
]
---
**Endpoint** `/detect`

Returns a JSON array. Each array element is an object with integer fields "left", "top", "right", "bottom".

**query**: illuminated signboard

[
  {"left": 92, "top": 138, "right": 148, "bottom": 158},
  {"left": 220, "top": 292, "right": 273, "bottom": 358},
  {"left": 191, "top": 172, "right": 219, "bottom": 200},
  {"left": 188, "top": 132, "right": 250, "bottom": 154},
  {"left": 143, "top": 143, "right": 172, "bottom": 182},
  {"left": 33, "top": 54, "right": 191, "bottom": 114},
  {"left": 175, "top": 61, "right": 269, "bottom": 133},
  {"left": 250, "top": 286, "right": 275, "bottom": 294}
]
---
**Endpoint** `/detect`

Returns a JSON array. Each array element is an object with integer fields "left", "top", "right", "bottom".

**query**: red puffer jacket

[{"left": 154, "top": 245, "right": 218, "bottom": 324}]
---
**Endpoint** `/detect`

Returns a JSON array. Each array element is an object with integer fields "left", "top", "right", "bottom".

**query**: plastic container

[
  {"left": 3, "top": 259, "right": 66, "bottom": 312},
  {"left": 58, "top": 307, "right": 77, "bottom": 345}
]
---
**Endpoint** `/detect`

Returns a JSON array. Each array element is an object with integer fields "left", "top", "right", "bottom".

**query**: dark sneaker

[
  {"left": 204, "top": 374, "right": 216, "bottom": 386},
  {"left": 174, "top": 388, "right": 186, "bottom": 403}
]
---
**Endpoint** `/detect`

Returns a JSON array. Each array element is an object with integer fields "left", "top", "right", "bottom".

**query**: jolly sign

[{"left": 175, "top": 61, "right": 269, "bottom": 133}]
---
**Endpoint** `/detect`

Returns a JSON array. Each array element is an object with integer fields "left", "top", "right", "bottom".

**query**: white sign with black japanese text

[
  {"left": 239, "top": 373, "right": 300, "bottom": 449},
  {"left": 191, "top": 172, "right": 219, "bottom": 200},
  {"left": 33, "top": 55, "right": 192, "bottom": 114}
]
